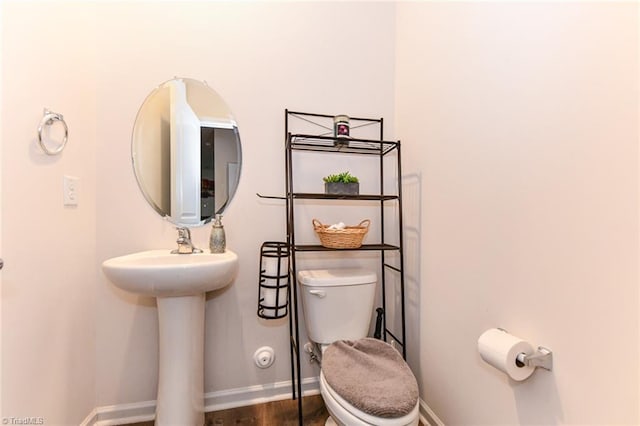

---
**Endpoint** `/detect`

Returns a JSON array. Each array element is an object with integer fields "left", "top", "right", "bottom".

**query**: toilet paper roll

[
  {"left": 477, "top": 328, "right": 535, "bottom": 381},
  {"left": 262, "top": 286, "right": 288, "bottom": 316},
  {"left": 262, "top": 256, "right": 288, "bottom": 278}
]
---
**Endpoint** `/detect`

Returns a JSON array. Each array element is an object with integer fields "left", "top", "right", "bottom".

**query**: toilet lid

[{"left": 322, "top": 338, "right": 418, "bottom": 418}]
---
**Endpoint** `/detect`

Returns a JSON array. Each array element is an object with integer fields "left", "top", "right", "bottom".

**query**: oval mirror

[{"left": 132, "top": 78, "right": 242, "bottom": 226}]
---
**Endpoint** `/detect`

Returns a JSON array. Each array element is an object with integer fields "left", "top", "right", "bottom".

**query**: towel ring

[{"left": 37, "top": 109, "right": 68, "bottom": 155}]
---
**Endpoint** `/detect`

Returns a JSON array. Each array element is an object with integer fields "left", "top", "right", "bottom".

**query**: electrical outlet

[{"left": 63, "top": 175, "right": 79, "bottom": 206}]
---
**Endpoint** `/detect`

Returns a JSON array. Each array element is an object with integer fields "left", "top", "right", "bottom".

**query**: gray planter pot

[{"left": 324, "top": 182, "right": 359, "bottom": 195}]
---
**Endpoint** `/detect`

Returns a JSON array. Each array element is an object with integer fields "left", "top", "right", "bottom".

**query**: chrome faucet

[{"left": 171, "top": 227, "right": 203, "bottom": 254}]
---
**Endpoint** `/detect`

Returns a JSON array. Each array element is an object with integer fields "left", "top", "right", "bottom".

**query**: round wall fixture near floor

[{"left": 254, "top": 346, "right": 275, "bottom": 368}]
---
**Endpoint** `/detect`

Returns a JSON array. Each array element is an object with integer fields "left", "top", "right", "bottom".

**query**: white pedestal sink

[{"left": 102, "top": 249, "right": 238, "bottom": 425}]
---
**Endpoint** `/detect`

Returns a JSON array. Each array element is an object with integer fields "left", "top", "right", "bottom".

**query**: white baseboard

[
  {"left": 83, "top": 399, "right": 156, "bottom": 426},
  {"left": 80, "top": 408, "right": 98, "bottom": 426},
  {"left": 83, "top": 379, "right": 444, "bottom": 426},
  {"left": 419, "top": 398, "right": 445, "bottom": 426},
  {"left": 83, "top": 377, "right": 320, "bottom": 426}
]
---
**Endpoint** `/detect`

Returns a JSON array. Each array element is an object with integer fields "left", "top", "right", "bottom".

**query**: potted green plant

[{"left": 323, "top": 171, "right": 360, "bottom": 195}]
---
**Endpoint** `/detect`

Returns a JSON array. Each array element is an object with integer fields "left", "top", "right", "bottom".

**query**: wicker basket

[{"left": 312, "top": 219, "right": 371, "bottom": 249}]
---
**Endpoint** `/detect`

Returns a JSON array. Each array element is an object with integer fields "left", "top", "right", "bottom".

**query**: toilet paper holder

[
  {"left": 497, "top": 328, "right": 553, "bottom": 372},
  {"left": 515, "top": 346, "right": 553, "bottom": 371}
]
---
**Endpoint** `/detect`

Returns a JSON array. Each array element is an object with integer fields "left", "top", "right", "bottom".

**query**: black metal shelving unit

[{"left": 284, "top": 110, "right": 407, "bottom": 425}]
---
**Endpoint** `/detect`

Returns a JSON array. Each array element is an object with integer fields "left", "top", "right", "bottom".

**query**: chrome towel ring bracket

[{"left": 37, "top": 108, "right": 68, "bottom": 155}]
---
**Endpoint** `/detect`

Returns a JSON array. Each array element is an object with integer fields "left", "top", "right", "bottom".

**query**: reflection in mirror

[{"left": 132, "top": 78, "right": 242, "bottom": 227}]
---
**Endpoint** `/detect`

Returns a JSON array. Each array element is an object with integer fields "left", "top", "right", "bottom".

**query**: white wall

[
  {"left": 396, "top": 2, "right": 639, "bottom": 425},
  {"left": 0, "top": 0, "right": 4, "bottom": 417},
  {"left": 1, "top": 2, "right": 98, "bottom": 424},
  {"left": 93, "top": 0, "right": 396, "bottom": 408},
  {"left": 0, "top": 0, "right": 395, "bottom": 422}
]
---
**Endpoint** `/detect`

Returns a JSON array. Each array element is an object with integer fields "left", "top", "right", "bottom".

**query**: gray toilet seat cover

[{"left": 323, "top": 337, "right": 418, "bottom": 418}]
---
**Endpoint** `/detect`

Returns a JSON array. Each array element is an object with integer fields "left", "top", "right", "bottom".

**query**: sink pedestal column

[{"left": 156, "top": 294, "right": 205, "bottom": 425}]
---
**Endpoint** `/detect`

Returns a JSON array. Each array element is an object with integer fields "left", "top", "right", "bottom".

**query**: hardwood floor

[{"left": 205, "top": 394, "right": 328, "bottom": 426}]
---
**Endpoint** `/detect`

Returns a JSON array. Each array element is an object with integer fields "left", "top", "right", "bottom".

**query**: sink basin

[
  {"left": 102, "top": 248, "right": 239, "bottom": 425},
  {"left": 102, "top": 249, "right": 238, "bottom": 297}
]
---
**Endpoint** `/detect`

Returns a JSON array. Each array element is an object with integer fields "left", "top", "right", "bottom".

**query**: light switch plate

[{"left": 63, "top": 175, "right": 79, "bottom": 206}]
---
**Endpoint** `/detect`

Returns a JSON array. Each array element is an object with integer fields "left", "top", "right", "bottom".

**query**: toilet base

[{"left": 325, "top": 416, "right": 338, "bottom": 426}]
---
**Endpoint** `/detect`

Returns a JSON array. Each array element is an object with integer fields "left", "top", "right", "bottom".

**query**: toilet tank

[{"left": 298, "top": 269, "right": 377, "bottom": 344}]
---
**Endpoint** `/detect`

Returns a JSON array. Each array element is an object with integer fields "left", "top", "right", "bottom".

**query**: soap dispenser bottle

[{"left": 209, "top": 214, "right": 226, "bottom": 253}]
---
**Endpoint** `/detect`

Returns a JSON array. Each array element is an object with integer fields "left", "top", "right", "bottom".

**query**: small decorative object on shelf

[
  {"left": 312, "top": 218, "right": 370, "bottom": 249},
  {"left": 323, "top": 171, "right": 359, "bottom": 195},
  {"left": 333, "top": 114, "right": 350, "bottom": 147}
]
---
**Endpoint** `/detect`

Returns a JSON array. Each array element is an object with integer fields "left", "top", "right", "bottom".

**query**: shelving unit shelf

[
  {"left": 288, "top": 134, "right": 398, "bottom": 155},
  {"left": 293, "top": 243, "right": 400, "bottom": 252},
  {"left": 283, "top": 110, "right": 407, "bottom": 425},
  {"left": 292, "top": 193, "right": 399, "bottom": 201}
]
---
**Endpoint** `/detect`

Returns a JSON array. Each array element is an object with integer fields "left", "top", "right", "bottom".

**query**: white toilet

[{"left": 298, "top": 268, "right": 419, "bottom": 426}]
